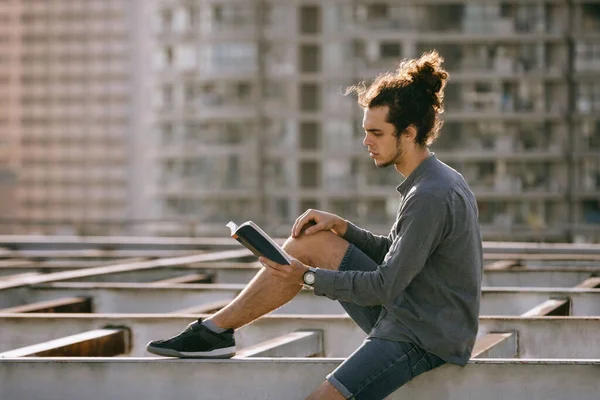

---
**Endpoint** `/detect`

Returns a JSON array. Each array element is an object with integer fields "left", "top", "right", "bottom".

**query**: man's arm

[
  {"left": 313, "top": 192, "right": 447, "bottom": 306},
  {"left": 291, "top": 209, "right": 394, "bottom": 263},
  {"left": 342, "top": 221, "right": 395, "bottom": 265}
]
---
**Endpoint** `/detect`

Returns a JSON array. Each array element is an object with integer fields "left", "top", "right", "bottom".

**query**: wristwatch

[{"left": 303, "top": 267, "right": 318, "bottom": 286}]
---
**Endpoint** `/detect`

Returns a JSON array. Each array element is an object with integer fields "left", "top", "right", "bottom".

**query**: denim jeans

[{"left": 327, "top": 244, "right": 447, "bottom": 399}]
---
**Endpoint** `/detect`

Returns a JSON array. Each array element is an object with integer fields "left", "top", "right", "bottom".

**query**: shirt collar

[{"left": 396, "top": 153, "right": 437, "bottom": 195}]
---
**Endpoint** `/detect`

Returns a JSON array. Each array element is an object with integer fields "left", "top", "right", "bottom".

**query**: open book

[{"left": 226, "top": 221, "right": 292, "bottom": 265}]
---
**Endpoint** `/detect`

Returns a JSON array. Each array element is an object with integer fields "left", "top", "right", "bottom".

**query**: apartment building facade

[
  {"left": 0, "top": 0, "right": 133, "bottom": 234},
  {"left": 150, "top": 0, "right": 600, "bottom": 242},
  {"left": 2, "top": 0, "right": 598, "bottom": 242}
]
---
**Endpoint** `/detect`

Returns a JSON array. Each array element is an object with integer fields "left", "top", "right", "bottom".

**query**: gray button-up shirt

[{"left": 313, "top": 154, "right": 483, "bottom": 366}]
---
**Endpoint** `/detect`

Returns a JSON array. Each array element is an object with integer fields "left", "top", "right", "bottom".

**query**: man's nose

[{"left": 363, "top": 134, "right": 370, "bottom": 147}]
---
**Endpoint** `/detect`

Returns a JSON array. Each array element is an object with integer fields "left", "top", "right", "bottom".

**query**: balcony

[
  {"left": 154, "top": 143, "right": 253, "bottom": 159},
  {"left": 155, "top": 183, "right": 260, "bottom": 199},
  {"left": 479, "top": 223, "right": 567, "bottom": 241}
]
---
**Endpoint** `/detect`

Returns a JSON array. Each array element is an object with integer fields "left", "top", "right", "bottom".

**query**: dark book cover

[{"left": 227, "top": 221, "right": 291, "bottom": 265}]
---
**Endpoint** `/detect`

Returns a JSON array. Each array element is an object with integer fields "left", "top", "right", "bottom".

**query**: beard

[{"left": 375, "top": 137, "right": 403, "bottom": 168}]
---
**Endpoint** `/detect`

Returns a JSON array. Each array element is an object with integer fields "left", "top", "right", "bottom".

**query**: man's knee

[
  {"left": 282, "top": 230, "right": 349, "bottom": 269},
  {"left": 283, "top": 230, "right": 334, "bottom": 263}
]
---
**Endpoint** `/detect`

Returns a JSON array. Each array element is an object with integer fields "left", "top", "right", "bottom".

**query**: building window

[
  {"left": 299, "top": 5, "right": 321, "bottom": 34},
  {"left": 299, "top": 44, "right": 321, "bottom": 73},
  {"left": 577, "top": 82, "right": 600, "bottom": 114},
  {"left": 299, "top": 122, "right": 320, "bottom": 150},
  {"left": 275, "top": 198, "right": 290, "bottom": 220},
  {"left": 300, "top": 198, "right": 319, "bottom": 212},
  {"left": 300, "top": 83, "right": 320, "bottom": 112},
  {"left": 380, "top": 42, "right": 401, "bottom": 59},
  {"left": 299, "top": 160, "right": 321, "bottom": 188},
  {"left": 582, "top": 200, "right": 600, "bottom": 223}
]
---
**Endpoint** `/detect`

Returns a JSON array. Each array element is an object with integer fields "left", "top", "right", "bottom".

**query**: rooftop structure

[{"left": 1, "top": 236, "right": 600, "bottom": 398}]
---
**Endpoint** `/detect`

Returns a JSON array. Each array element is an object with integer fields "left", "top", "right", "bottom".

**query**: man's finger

[
  {"left": 259, "top": 257, "right": 285, "bottom": 271},
  {"left": 293, "top": 216, "right": 309, "bottom": 237},
  {"left": 292, "top": 212, "right": 307, "bottom": 237},
  {"left": 305, "top": 222, "right": 324, "bottom": 235}
]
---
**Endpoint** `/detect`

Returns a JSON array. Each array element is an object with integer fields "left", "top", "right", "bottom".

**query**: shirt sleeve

[
  {"left": 313, "top": 192, "right": 447, "bottom": 306},
  {"left": 342, "top": 221, "right": 394, "bottom": 265}
]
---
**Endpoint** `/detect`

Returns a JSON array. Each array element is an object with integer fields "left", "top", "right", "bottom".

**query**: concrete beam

[
  {"left": 149, "top": 273, "right": 213, "bottom": 285},
  {"left": 189, "top": 264, "right": 600, "bottom": 287},
  {"left": 0, "top": 272, "right": 42, "bottom": 281},
  {"left": 482, "top": 269, "right": 600, "bottom": 288},
  {"left": 0, "top": 297, "right": 92, "bottom": 313},
  {"left": 14, "top": 282, "right": 345, "bottom": 314},
  {"left": 484, "top": 260, "right": 521, "bottom": 270},
  {"left": 484, "top": 253, "right": 600, "bottom": 261},
  {"left": 181, "top": 264, "right": 600, "bottom": 287},
  {"left": 2, "top": 315, "right": 600, "bottom": 359},
  {"left": 0, "top": 358, "right": 598, "bottom": 400},
  {"left": 480, "top": 288, "right": 600, "bottom": 316},
  {"left": 173, "top": 299, "right": 231, "bottom": 314},
  {"left": 0, "top": 328, "right": 129, "bottom": 357},
  {"left": 483, "top": 241, "right": 600, "bottom": 255},
  {"left": 521, "top": 299, "right": 571, "bottom": 317},
  {"left": 0, "top": 235, "right": 237, "bottom": 251},
  {"left": 0, "top": 259, "right": 37, "bottom": 268},
  {"left": 2, "top": 236, "right": 599, "bottom": 254},
  {"left": 472, "top": 332, "right": 518, "bottom": 358},
  {"left": 0, "top": 249, "right": 200, "bottom": 259},
  {"left": 0, "top": 248, "right": 250, "bottom": 291},
  {"left": 0, "top": 259, "right": 145, "bottom": 276},
  {"left": 13, "top": 283, "right": 600, "bottom": 316},
  {"left": 236, "top": 330, "right": 323, "bottom": 358},
  {"left": 575, "top": 277, "right": 600, "bottom": 288}
]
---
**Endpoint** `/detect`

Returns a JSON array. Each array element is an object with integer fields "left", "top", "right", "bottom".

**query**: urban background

[{"left": 0, "top": 0, "right": 599, "bottom": 243}]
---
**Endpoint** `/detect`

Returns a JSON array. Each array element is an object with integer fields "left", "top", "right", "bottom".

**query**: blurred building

[
  {"left": 0, "top": 0, "right": 132, "bottom": 234},
  {"left": 149, "top": 0, "right": 600, "bottom": 242},
  {"left": 2, "top": 0, "right": 599, "bottom": 242}
]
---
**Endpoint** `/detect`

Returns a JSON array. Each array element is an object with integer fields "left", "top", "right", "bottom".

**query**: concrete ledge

[
  {"left": 0, "top": 297, "right": 92, "bottom": 313},
  {"left": 0, "top": 328, "right": 130, "bottom": 358},
  {"left": 0, "top": 249, "right": 250, "bottom": 291},
  {"left": 521, "top": 298, "right": 571, "bottom": 317},
  {"left": 0, "top": 358, "right": 599, "bottom": 400},
  {"left": 11, "top": 284, "right": 600, "bottom": 315},
  {"left": 472, "top": 332, "right": 518, "bottom": 358},
  {"left": 3, "top": 315, "right": 600, "bottom": 359},
  {"left": 236, "top": 330, "right": 323, "bottom": 358}
]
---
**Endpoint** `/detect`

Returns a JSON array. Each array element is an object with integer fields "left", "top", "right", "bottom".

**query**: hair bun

[
  {"left": 400, "top": 50, "right": 449, "bottom": 111},
  {"left": 411, "top": 62, "right": 443, "bottom": 95}
]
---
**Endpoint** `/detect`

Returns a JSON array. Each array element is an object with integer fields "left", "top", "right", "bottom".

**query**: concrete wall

[{"left": 1, "top": 358, "right": 599, "bottom": 400}]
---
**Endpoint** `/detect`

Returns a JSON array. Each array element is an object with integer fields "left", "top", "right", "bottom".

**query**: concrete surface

[{"left": 1, "top": 357, "right": 599, "bottom": 400}]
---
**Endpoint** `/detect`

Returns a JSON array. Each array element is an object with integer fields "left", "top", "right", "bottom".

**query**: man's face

[{"left": 362, "top": 106, "right": 403, "bottom": 169}]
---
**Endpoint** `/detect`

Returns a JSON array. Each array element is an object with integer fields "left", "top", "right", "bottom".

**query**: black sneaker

[{"left": 146, "top": 320, "right": 236, "bottom": 358}]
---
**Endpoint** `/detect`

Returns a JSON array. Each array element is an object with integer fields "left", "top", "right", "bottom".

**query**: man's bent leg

[
  {"left": 147, "top": 230, "right": 350, "bottom": 357},
  {"left": 335, "top": 244, "right": 382, "bottom": 335},
  {"left": 208, "top": 230, "right": 350, "bottom": 330}
]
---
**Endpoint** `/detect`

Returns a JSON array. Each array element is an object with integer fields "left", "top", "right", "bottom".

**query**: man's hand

[
  {"left": 259, "top": 256, "right": 310, "bottom": 286},
  {"left": 292, "top": 209, "right": 348, "bottom": 238}
]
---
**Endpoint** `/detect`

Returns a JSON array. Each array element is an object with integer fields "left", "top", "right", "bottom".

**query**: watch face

[{"left": 304, "top": 272, "right": 316, "bottom": 285}]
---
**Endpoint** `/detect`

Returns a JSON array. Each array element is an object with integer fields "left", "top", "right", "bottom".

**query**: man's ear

[{"left": 403, "top": 125, "right": 417, "bottom": 142}]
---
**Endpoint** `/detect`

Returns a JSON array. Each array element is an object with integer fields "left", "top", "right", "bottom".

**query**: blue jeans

[{"left": 327, "top": 244, "right": 446, "bottom": 400}]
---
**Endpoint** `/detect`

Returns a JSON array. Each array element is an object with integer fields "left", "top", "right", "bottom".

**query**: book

[{"left": 226, "top": 221, "right": 292, "bottom": 265}]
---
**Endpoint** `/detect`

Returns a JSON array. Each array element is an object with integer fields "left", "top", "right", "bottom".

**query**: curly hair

[{"left": 347, "top": 50, "right": 449, "bottom": 146}]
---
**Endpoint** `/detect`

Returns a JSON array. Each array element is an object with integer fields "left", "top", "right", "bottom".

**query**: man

[{"left": 147, "top": 50, "right": 483, "bottom": 400}]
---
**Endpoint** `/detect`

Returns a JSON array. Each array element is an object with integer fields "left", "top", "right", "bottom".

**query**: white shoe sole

[{"left": 147, "top": 344, "right": 236, "bottom": 359}]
